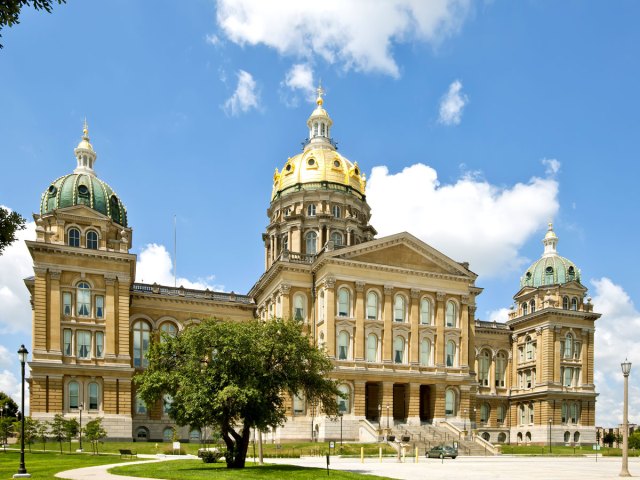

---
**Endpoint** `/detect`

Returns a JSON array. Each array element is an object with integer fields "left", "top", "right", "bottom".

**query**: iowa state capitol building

[{"left": 25, "top": 90, "right": 599, "bottom": 447}]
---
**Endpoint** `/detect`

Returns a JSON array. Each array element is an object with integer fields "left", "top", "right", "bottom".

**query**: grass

[
  {"left": 110, "top": 459, "right": 394, "bottom": 479},
  {"left": 498, "top": 444, "right": 640, "bottom": 456},
  {"left": 0, "top": 450, "right": 141, "bottom": 480}
]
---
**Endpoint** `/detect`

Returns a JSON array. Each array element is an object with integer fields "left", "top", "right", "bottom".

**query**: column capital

[
  {"left": 355, "top": 281, "right": 366, "bottom": 293},
  {"left": 104, "top": 274, "right": 117, "bottom": 286},
  {"left": 410, "top": 288, "right": 421, "bottom": 299},
  {"left": 279, "top": 283, "right": 291, "bottom": 294},
  {"left": 323, "top": 276, "right": 336, "bottom": 289},
  {"left": 49, "top": 269, "right": 62, "bottom": 280},
  {"left": 33, "top": 266, "right": 47, "bottom": 276},
  {"left": 383, "top": 285, "right": 394, "bottom": 296},
  {"left": 436, "top": 292, "right": 446, "bottom": 302},
  {"left": 461, "top": 295, "right": 470, "bottom": 305}
]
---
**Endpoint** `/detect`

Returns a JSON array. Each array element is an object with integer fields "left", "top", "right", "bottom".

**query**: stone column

[
  {"left": 383, "top": 285, "right": 393, "bottom": 363},
  {"left": 32, "top": 267, "right": 48, "bottom": 352},
  {"left": 354, "top": 281, "right": 365, "bottom": 361},
  {"left": 409, "top": 289, "right": 420, "bottom": 365},
  {"left": 49, "top": 269, "right": 62, "bottom": 354},
  {"left": 435, "top": 292, "right": 446, "bottom": 367},
  {"left": 552, "top": 327, "right": 561, "bottom": 384},
  {"left": 117, "top": 278, "right": 131, "bottom": 361},
  {"left": 105, "top": 275, "right": 117, "bottom": 359},
  {"left": 324, "top": 277, "right": 336, "bottom": 358},
  {"left": 511, "top": 334, "right": 519, "bottom": 389},
  {"left": 353, "top": 380, "right": 367, "bottom": 417},
  {"left": 490, "top": 352, "right": 497, "bottom": 394},
  {"left": 407, "top": 382, "right": 421, "bottom": 425},
  {"left": 468, "top": 304, "right": 477, "bottom": 373},
  {"left": 280, "top": 284, "right": 291, "bottom": 319},
  {"left": 460, "top": 295, "right": 470, "bottom": 368},
  {"left": 581, "top": 328, "right": 590, "bottom": 385},
  {"left": 381, "top": 381, "right": 394, "bottom": 430},
  {"left": 535, "top": 327, "right": 543, "bottom": 384}
]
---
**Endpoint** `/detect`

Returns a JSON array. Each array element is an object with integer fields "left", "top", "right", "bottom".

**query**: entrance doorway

[
  {"left": 419, "top": 385, "right": 431, "bottom": 422},
  {"left": 365, "top": 382, "right": 381, "bottom": 424},
  {"left": 393, "top": 384, "right": 407, "bottom": 423}
]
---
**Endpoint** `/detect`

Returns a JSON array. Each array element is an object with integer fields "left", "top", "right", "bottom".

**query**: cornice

[{"left": 26, "top": 240, "right": 136, "bottom": 263}]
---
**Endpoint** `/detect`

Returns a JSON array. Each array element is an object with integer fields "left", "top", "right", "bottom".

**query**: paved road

[{"left": 55, "top": 454, "right": 640, "bottom": 480}]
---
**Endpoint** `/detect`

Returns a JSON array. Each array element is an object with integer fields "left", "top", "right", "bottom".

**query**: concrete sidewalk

[{"left": 55, "top": 454, "right": 193, "bottom": 480}]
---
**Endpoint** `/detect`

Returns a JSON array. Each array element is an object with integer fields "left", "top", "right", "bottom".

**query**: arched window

[
  {"left": 563, "top": 296, "right": 569, "bottom": 310},
  {"left": 497, "top": 432, "right": 507, "bottom": 443},
  {"left": 163, "top": 427, "right": 173, "bottom": 441},
  {"left": 574, "top": 431, "right": 580, "bottom": 443},
  {"left": 337, "top": 331, "right": 350, "bottom": 360},
  {"left": 478, "top": 350, "right": 491, "bottom": 386},
  {"left": 337, "top": 385, "right": 350, "bottom": 413},
  {"left": 446, "top": 340, "right": 456, "bottom": 367},
  {"left": 319, "top": 291, "right": 325, "bottom": 321},
  {"left": 564, "top": 333, "right": 573, "bottom": 358},
  {"left": 564, "top": 431, "right": 570, "bottom": 443},
  {"left": 86, "top": 231, "right": 98, "bottom": 249},
  {"left": 528, "top": 402, "right": 534, "bottom": 424},
  {"left": 482, "top": 432, "right": 490, "bottom": 441},
  {"left": 68, "top": 228, "right": 80, "bottom": 247},
  {"left": 522, "top": 302, "right": 528, "bottom": 315},
  {"left": 394, "top": 295, "right": 406, "bottom": 322},
  {"left": 570, "top": 402, "right": 579, "bottom": 424},
  {"left": 393, "top": 336, "right": 405, "bottom": 364},
  {"left": 281, "top": 234, "right": 289, "bottom": 252},
  {"left": 420, "top": 338, "right": 431, "bottom": 366},
  {"left": 332, "top": 205, "right": 341, "bottom": 218},
  {"left": 530, "top": 299, "right": 536, "bottom": 313},
  {"left": 133, "top": 321, "right": 151, "bottom": 368},
  {"left": 366, "top": 292, "right": 378, "bottom": 320},
  {"left": 88, "top": 382, "right": 99, "bottom": 410},
  {"left": 321, "top": 123, "right": 326, "bottom": 136},
  {"left": 69, "top": 381, "right": 79, "bottom": 410},
  {"left": 517, "top": 432, "right": 523, "bottom": 443},
  {"left": 305, "top": 231, "right": 317, "bottom": 254},
  {"left": 420, "top": 298, "right": 431, "bottom": 325},
  {"left": 190, "top": 429, "right": 201, "bottom": 442},
  {"left": 525, "top": 336, "right": 535, "bottom": 361},
  {"left": 293, "top": 294, "right": 306, "bottom": 322},
  {"left": 525, "top": 432, "right": 532, "bottom": 443},
  {"left": 331, "top": 231, "right": 343, "bottom": 246},
  {"left": 480, "top": 403, "right": 490, "bottom": 424},
  {"left": 445, "top": 301, "right": 457, "bottom": 327},
  {"left": 366, "top": 333, "right": 378, "bottom": 362},
  {"left": 313, "top": 122, "right": 319, "bottom": 136},
  {"left": 76, "top": 281, "right": 91, "bottom": 317},
  {"left": 135, "top": 396, "right": 147, "bottom": 415},
  {"left": 307, "top": 204, "right": 316, "bottom": 216},
  {"left": 571, "top": 297, "right": 578, "bottom": 311},
  {"left": 495, "top": 352, "right": 507, "bottom": 388},
  {"left": 568, "top": 266, "right": 576, "bottom": 281},
  {"left": 444, "top": 389, "right": 456, "bottom": 416},
  {"left": 561, "top": 401, "right": 568, "bottom": 424},
  {"left": 519, "top": 404, "right": 526, "bottom": 425},
  {"left": 338, "top": 288, "right": 350, "bottom": 317},
  {"left": 545, "top": 266, "right": 554, "bottom": 284},
  {"left": 160, "top": 323, "right": 177, "bottom": 341},
  {"left": 497, "top": 404, "right": 506, "bottom": 424},
  {"left": 136, "top": 427, "right": 149, "bottom": 440},
  {"left": 293, "top": 392, "right": 305, "bottom": 415},
  {"left": 163, "top": 394, "right": 173, "bottom": 415}
]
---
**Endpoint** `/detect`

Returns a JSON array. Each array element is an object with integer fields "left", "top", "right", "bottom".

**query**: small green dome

[
  {"left": 40, "top": 173, "right": 128, "bottom": 227},
  {"left": 520, "top": 223, "right": 580, "bottom": 288}
]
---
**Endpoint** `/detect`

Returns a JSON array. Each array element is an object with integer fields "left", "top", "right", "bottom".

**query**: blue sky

[{"left": 1, "top": 0, "right": 639, "bottom": 427}]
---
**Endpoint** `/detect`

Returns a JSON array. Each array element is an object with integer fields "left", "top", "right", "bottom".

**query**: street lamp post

[
  {"left": 378, "top": 404, "right": 382, "bottom": 431},
  {"left": 386, "top": 404, "right": 390, "bottom": 430},
  {"left": 78, "top": 403, "right": 83, "bottom": 452},
  {"left": 620, "top": 359, "right": 632, "bottom": 477},
  {"left": 339, "top": 413, "right": 343, "bottom": 449},
  {"left": 14, "top": 344, "right": 30, "bottom": 478},
  {"left": 463, "top": 408, "right": 468, "bottom": 432},
  {"left": 548, "top": 418, "right": 552, "bottom": 454}
]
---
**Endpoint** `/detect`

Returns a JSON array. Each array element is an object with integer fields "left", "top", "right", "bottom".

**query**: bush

[
  {"left": 201, "top": 450, "right": 221, "bottom": 463},
  {"left": 162, "top": 446, "right": 186, "bottom": 455}
]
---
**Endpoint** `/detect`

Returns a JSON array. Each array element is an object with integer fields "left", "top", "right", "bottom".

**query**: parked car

[{"left": 426, "top": 445, "right": 458, "bottom": 459}]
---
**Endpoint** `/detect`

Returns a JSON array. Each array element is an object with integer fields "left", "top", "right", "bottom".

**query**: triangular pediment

[
  {"left": 54, "top": 205, "right": 110, "bottom": 222},
  {"left": 326, "top": 232, "right": 474, "bottom": 278}
]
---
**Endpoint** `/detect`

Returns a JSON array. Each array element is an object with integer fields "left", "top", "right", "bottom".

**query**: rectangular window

[
  {"left": 95, "top": 295, "right": 104, "bottom": 319},
  {"left": 95, "top": 331, "right": 104, "bottom": 358},
  {"left": 574, "top": 342, "right": 582, "bottom": 360},
  {"left": 63, "top": 329, "right": 72, "bottom": 356},
  {"left": 563, "top": 367, "right": 573, "bottom": 387},
  {"left": 526, "top": 370, "right": 532, "bottom": 389},
  {"left": 77, "top": 330, "right": 91, "bottom": 359},
  {"left": 63, "top": 292, "right": 72, "bottom": 316},
  {"left": 88, "top": 383, "right": 99, "bottom": 410},
  {"left": 518, "top": 347, "right": 524, "bottom": 363}
]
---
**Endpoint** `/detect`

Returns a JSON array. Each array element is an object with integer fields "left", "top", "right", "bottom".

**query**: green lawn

[
  {"left": 0, "top": 450, "right": 141, "bottom": 480},
  {"left": 497, "top": 444, "right": 639, "bottom": 456},
  {"left": 110, "top": 459, "right": 394, "bottom": 480}
]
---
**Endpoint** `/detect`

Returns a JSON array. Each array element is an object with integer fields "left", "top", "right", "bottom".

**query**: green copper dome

[
  {"left": 40, "top": 173, "right": 128, "bottom": 227},
  {"left": 39, "top": 122, "right": 128, "bottom": 227},
  {"left": 520, "top": 223, "right": 580, "bottom": 288}
]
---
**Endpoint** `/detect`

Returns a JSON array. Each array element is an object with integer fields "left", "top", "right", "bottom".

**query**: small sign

[
  {"left": 173, "top": 441, "right": 181, "bottom": 451},
  {"left": 329, "top": 441, "right": 335, "bottom": 449},
  {"left": 592, "top": 444, "right": 601, "bottom": 450}
]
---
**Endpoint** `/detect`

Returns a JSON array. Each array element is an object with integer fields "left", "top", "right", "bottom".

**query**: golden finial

[
  {"left": 316, "top": 81, "right": 324, "bottom": 106},
  {"left": 82, "top": 118, "right": 89, "bottom": 139}
]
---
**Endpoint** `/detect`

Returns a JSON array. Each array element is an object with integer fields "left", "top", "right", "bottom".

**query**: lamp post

[
  {"left": 339, "top": 413, "right": 343, "bottom": 449},
  {"left": 620, "top": 359, "right": 632, "bottom": 477},
  {"left": 14, "top": 344, "right": 30, "bottom": 478},
  {"left": 378, "top": 404, "right": 382, "bottom": 431},
  {"left": 463, "top": 408, "right": 468, "bottom": 432},
  {"left": 78, "top": 403, "right": 83, "bottom": 452},
  {"left": 548, "top": 418, "right": 552, "bottom": 454},
  {"left": 386, "top": 404, "right": 390, "bottom": 430}
]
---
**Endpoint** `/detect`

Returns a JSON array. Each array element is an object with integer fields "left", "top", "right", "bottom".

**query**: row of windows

[
  {"left": 561, "top": 334, "right": 582, "bottom": 360},
  {"left": 304, "top": 230, "right": 345, "bottom": 253},
  {"left": 67, "top": 381, "right": 100, "bottom": 411},
  {"left": 561, "top": 366, "right": 581, "bottom": 387},
  {"left": 517, "top": 369, "right": 536, "bottom": 389},
  {"left": 479, "top": 403, "right": 507, "bottom": 424},
  {"left": 517, "top": 401, "right": 581, "bottom": 426},
  {"left": 63, "top": 329, "right": 104, "bottom": 359},
  {"left": 132, "top": 321, "right": 178, "bottom": 368},
  {"left": 517, "top": 336, "right": 536, "bottom": 363},
  {"left": 478, "top": 350, "right": 507, "bottom": 387},
  {"left": 67, "top": 228, "right": 100, "bottom": 249},
  {"left": 135, "top": 427, "right": 202, "bottom": 442},
  {"left": 521, "top": 295, "right": 580, "bottom": 315},
  {"left": 62, "top": 282, "right": 104, "bottom": 318}
]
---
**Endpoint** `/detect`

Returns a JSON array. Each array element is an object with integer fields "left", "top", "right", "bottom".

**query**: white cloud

[
  {"left": 438, "top": 80, "right": 468, "bottom": 125},
  {"left": 136, "top": 243, "right": 224, "bottom": 291},
  {"left": 281, "top": 63, "right": 316, "bottom": 106},
  {"left": 205, "top": 33, "right": 222, "bottom": 47},
  {"left": 542, "top": 158, "right": 560, "bottom": 176},
  {"left": 366, "top": 160, "right": 559, "bottom": 277},
  {"left": 592, "top": 277, "right": 640, "bottom": 427},
  {"left": 223, "top": 70, "right": 259, "bottom": 116},
  {"left": 487, "top": 307, "right": 510, "bottom": 324},
  {"left": 216, "top": 0, "right": 471, "bottom": 77},
  {"left": 0, "top": 219, "right": 35, "bottom": 334}
]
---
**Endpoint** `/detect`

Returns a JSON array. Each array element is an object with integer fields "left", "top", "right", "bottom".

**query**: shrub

[{"left": 201, "top": 450, "right": 221, "bottom": 463}]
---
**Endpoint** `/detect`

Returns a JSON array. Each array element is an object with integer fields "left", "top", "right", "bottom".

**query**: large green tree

[
  {"left": 83, "top": 417, "right": 107, "bottom": 455},
  {"left": 0, "top": 0, "right": 66, "bottom": 49},
  {"left": 0, "top": 391, "right": 19, "bottom": 418},
  {"left": 0, "top": 207, "right": 25, "bottom": 254},
  {"left": 49, "top": 414, "right": 66, "bottom": 453},
  {"left": 135, "top": 318, "right": 341, "bottom": 469}
]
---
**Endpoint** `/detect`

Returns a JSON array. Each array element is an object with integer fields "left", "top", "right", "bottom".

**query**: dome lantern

[
  {"left": 73, "top": 119, "right": 97, "bottom": 175},
  {"left": 305, "top": 83, "right": 335, "bottom": 152}
]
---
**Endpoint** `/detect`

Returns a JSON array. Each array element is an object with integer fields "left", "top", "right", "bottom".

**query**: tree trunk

[{"left": 222, "top": 422, "right": 252, "bottom": 468}]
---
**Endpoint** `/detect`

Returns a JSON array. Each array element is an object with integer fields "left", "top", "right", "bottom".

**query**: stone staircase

[{"left": 386, "top": 423, "right": 495, "bottom": 457}]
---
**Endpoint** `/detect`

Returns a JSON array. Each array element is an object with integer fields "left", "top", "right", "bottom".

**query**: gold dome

[{"left": 271, "top": 148, "right": 366, "bottom": 201}]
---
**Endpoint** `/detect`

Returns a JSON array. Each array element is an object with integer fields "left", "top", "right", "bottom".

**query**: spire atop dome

[
  {"left": 542, "top": 222, "right": 558, "bottom": 257},
  {"left": 305, "top": 83, "right": 335, "bottom": 152},
  {"left": 74, "top": 118, "right": 97, "bottom": 175},
  {"left": 316, "top": 81, "right": 325, "bottom": 106}
]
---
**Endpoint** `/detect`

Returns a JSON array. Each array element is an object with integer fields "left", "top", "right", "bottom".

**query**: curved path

[{"left": 55, "top": 453, "right": 640, "bottom": 480}]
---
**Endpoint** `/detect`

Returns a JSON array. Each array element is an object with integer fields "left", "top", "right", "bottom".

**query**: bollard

[
  {"left": 361, "top": 446, "right": 364, "bottom": 463},
  {"left": 379, "top": 446, "right": 382, "bottom": 463},
  {"left": 415, "top": 446, "right": 418, "bottom": 463}
]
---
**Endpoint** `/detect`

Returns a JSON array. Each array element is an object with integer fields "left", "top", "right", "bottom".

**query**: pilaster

[
  {"left": 324, "top": 277, "right": 336, "bottom": 358},
  {"left": 435, "top": 292, "right": 445, "bottom": 366},
  {"left": 354, "top": 281, "right": 365, "bottom": 361},
  {"left": 383, "top": 286, "right": 393, "bottom": 363},
  {"left": 409, "top": 289, "right": 420, "bottom": 365}
]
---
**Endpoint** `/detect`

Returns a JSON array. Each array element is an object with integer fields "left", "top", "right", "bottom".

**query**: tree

[
  {"left": 13, "top": 417, "right": 38, "bottom": 452},
  {"left": 629, "top": 431, "right": 640, "bottom": 450},
  {"left": 63, "top": 417, "right": 79, "bottom": 453},
  {"left": 135, "top": 318, "right": 341, "bottom": 469},
  {"left": 49, "top": 414, "right": 66, "bottom": 454},
  {"left": 83, "top": 418, "right": 107, "bottom": 455},
  {"left": 0, "top": 417, "right": 14, "bottom": 445},
  {"left": 0, "top": 391, "right": 19, "bottom": 419},
  {"left": 0, "top": 0, "right": 66, "bottom": 49},
  {"left": 35, "top": 419, "right": 49, "bottom": 452}
]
